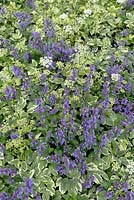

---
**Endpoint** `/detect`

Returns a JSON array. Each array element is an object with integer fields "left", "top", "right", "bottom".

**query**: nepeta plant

[{"left": 0, "top": 0, "right": 134, "bottom": 199}]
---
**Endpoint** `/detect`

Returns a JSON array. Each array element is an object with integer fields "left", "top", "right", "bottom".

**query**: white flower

[
  {"left": 111, "top": 73, "right": 120, "bottom": 81},
  {"left": 93, "top": 0, "right": 98, "bottom": 2},
  {"left": 77, "top": 17, "right": 84, "bottom": 24},
  {"left": 64, "top": 25, "right": 73, "bottom": 33},
  {"left": 116, "top": 0, "right": 126, "bottom": 3},
  {"left": 40, "top": 56, "right": 53, "bottom": 68},
  {"left": 83, "top": 9, "right": 92, "bottom": 17},
  {"left": 59, "top": 13, "right": 68, "bottom": 19}
]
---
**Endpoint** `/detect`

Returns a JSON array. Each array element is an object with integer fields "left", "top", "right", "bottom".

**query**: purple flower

[
  {"left": 0, "top": 193, "right": 8, "bottom": 200},
  {"left": 124, "top": 82, "right": 131, "bottom": 92},
  {"left": 57, "top": 128, "right": 65, "bottom": 145},
  {"left": 0, "top": 168, "right": 16, "bottom": 176},
  {"left": 73, "top": 148, "right": 84, "bottom": 163},
  {"left": 26, "top": 0, "right": 36, "bottom": 10},
  {"left": 102, "top": 82, "right": 109, "bottom": 96},
  {"left": 23, "top": 52, "right": 33, "bottom": 63},
  {"left": 37, "top": 143, "right": 45, "bottom": 155},
  {"left": 35, "top": 98, "right": 44, "bottom": 115},
  {"left": 63, "top": 87, "right": 70, "bottom": 97},
  {"left": 14, "top": 12, "right": 32, "bottom": 31},
  {"left": 121, "top": 29, "right": 129, "bottom": 37},
  {"left": 44, "top": 18, "right": 56, "bottom": 38},
  {"left": 34, "top": 193, "right": 42, "bottom": 200},
  {"left": 63, "top": 98, "right": 70, "bottom": 114},
  {"left": 4, "top": 86, "right": 17, "bottom": 100},
  {"left": 10, "top": 133, "right": 19, "bottom": 139},
  {"left": 25, "top": 178, "right": 34, "bottom": 195},
  {"left": 41, "top": 84, "right": 49, "bottom": 94},
  {"left": 62, "top": 156, "right": 70, "bottom": 168},
  {"left": 60, "top": 117, "right": 67, "bottom": 129},
  {"left": 81, "top": 162, "right": 87, "bottom": 175},
  {"left": 50, "top": 40, "right": 75, "bottom": 62},
  {"left": 11, "top": 187, "right": 24, "bottom": 200},
  {"left": 49, "top": 108, "right": 58, "bottom": 115},
  {"left": 35, "top": 98, "right": 43, "bottom": 106},
  {"left": 70, "top": 69, "right": 78, "bottom": 81},
  {"left": 83, "top": 68, "right": 95, "bottom": 92},
  {"left": 12, "top": 66, "right": 22, "bottom": 78},
  {"left": 35, "top": 106, "right": 44, "bottom": 115},
  {"left": 49, "top": 94, "right": 56, "bottom": 105},
  {"left": 12, "top": 48, "right": 19, "bottom": 59},
  {"left": 74, "top": 86, "right": 80, "bottom": 95},
  {"left": 122, "top": 181, "right": 130, "bottom": 192},
  {"left": 111, "top": 53, "right": 116, "bottom": 63},
  {"left": 125, "top": 0, "right": 134, "bottom": 9},
  {"left": 0, "top": 7, "right": 6, "bottom": 15},
  {"left": 40, "top": 73, "right": 46, "bottom": 84},
  {"left": 90, "top": 65, "right": 96, "bottom": 72},
  {"left": 22, "top": 80, "right": 29, "bottom": 91},
  {"left": 101, "top": 134, "right": 108, "bottom": 148},
  {"left": 125, "top": 191, "right": 133, "bottom": 200},
  {"left": 57, "top": 165, "right": 66, "bottom": 175},
  {"left": 69, "top": 160, "right": 77, "bottom": 169},
  {"left": 51, "top": 154, "right": 61, "bottom": 164},
  {"left": 83, "top": 176, "right": 95, "bottom": 189},
  {"left": 29, "top": 32, "right": 43, "bottom": 53},
  {"left": 106, "top": 191, "right": 114, "bottom": 199},
  {"left": 45, "top": 2, "right": 49, "bottom": 9}
]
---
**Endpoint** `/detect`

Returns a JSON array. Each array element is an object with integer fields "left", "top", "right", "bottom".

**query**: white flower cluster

[
  {"left": 93, "top": 0, "right": 98, "bottom": 2},
  {"left": 126, "top": 160, "right": 134, "bottom": 175},
  {"left": 83, "top": 9, "right": 92, "bottom": 17},
  {"left": 64, "top": 25, "right": 73, "bottom": 33},
  {"left": 40, "top": 56, "right": 53, "bottom": 68},
  {"left": 59, "top": 13, "right": 68, "bottom": 19},
  {"left": 111, "top": 73, "right": 120, "bottom": 81},
  {"left": 116, "top": 0, "right": 126, "bottom": 3}
]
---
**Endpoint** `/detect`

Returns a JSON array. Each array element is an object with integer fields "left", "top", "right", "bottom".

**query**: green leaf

[
  {"left": 97, "top": 191, "right": 106, "bottom": 200},
  {"left": 27, "top": 103, "right": 37, "bottom": 113},
  {"left": 42, "top": 190, "right": 50, "bottom": 200},
  {"left": 37, "top": 160, "right": 47, "bottom": 172},
  {"left": 94, "top": 173, "right": 103, "bottom": 184}
]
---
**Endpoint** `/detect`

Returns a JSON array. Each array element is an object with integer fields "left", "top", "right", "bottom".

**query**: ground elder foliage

[{"left": 0, "top": 0, "right": 134, "bottom": 199}]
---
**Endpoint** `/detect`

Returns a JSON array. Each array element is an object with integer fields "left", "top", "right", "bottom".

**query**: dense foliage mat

[{"left": 0, "top": 0, "right": 134, "bottom": 199}]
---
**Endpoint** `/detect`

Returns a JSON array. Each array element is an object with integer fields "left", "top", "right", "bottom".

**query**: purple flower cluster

[
  {"left": 10, "top": 133, "right": 19, "bottom": 139},
  {"left": 57, "top": 128, "right": 65, "bottom": 145},
  {"left": 106, "top": 190, "right": 114, "bottom": 199},
  {"left": 0, "top": 168, "right": 16, "bottom": 176},
  {"left": 25, "top": 178, "right": 34, "bottom": 195},
  {"left": 29, "top": 32, "right": 44, "bottom": 53},
  {"left": 101, "top": 134, "right": 108, "bottom": 148},
  {"left": 23, "top": 52, "right": 33, "bottom": 63},
  {"left": 0, "top": 193, "right": 8, "bottom": 200},
  {"left": 83, "top": 175, "right": 95, "bottom": 189},
  {"left": 11, "top": 187, "right": 24, "bottom": 199},
  {"left": 83, "top": 65, "right": 96, "bottom": 92},
  {"left": 4, "top": 86, "right": 17, "bottom": 100},
  {"left": 26, "top": 0, "right": 36, "bottom": 10},
  {"left": 125, "top": 0, "right": 134, "bottom": 9},
  {"left": 37, "top": 143, "right": 45, "bottom": 155},
  {"left": 44, "top": 18, "right": 56, "bottom": 39},
  {"left": 35, "top": 98, "right": 44, "bottom": 115},
  {"left": 0, "top": 6, "right": 6, "bottom": 15},
  {"left": 44, "top": 39, "right": 75, "bottom": 62},
  {"left": 14, "top": 12, "right": 33, "bottom": 31},
  {"left": 12, "top": 66, "right": 23, "bottom": 78}
]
